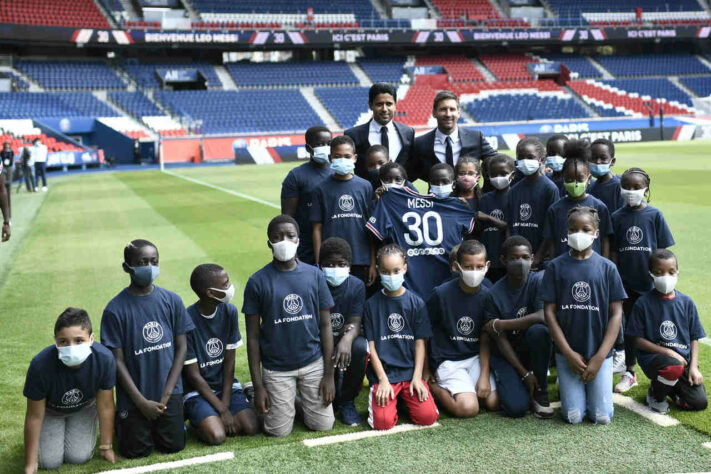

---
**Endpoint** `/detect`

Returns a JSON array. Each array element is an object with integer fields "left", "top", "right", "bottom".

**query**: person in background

[
  {"left": 32, "top": 138, "right": 48, "bottom": 192},
  {"left": 1, "top": 141, "right": 13, "bottom": 218},
  {"left": 22, "top": 144, "right": 36, "bottom": 193}
]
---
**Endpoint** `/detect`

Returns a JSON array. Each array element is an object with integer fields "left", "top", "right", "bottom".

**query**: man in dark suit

[
  {"left": 413, "top": 90, "right": 497, "bottom": 182},
  {"left": 344, "top": 83, "right": 415, "bottom": 181}
]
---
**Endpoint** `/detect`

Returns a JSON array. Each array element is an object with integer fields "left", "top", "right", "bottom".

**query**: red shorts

[{"left": 367, "top": 380, "right": 439, "bottom": 430}]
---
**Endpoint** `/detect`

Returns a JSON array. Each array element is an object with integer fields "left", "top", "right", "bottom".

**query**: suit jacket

[
  {"left": 344, "top": 119, "right": 415, "bottom": 180},
  {"left": 412, "top": 127, "right": 497, "bottom": 182}
]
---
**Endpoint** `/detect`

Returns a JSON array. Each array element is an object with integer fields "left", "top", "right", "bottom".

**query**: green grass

[{"left": 1, "top": 140, "right": 711, "bottom": 472}]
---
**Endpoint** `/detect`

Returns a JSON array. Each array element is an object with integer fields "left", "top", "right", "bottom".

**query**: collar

[
  {"left": 658, "top": 290, "right": 676, "bottom": 300},
  {"left": 370, "top": 119, "right": 394, "bottom": 133},
  {"left": 435, "top": 127, "right": 460, "bottom": 144}
]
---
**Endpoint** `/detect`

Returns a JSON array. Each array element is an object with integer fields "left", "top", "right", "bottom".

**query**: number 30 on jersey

[{"left": 402, "top": 211, "right": 443, "bottom": 246}]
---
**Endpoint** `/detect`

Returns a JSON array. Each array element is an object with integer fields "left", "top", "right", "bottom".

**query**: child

[
  {"left": 429, "top": 163, "right": 456, "bottom": 198},
  {"left": 611, "top": 167, "right": 675, "bottom": 393},
  {"left": 281, "top": 126, "right": 333, "bottom": 264},
  {"left": 538, "top": 141, "right": 613, "bottom": 263},
  {"left": 426, "top": 240, "right": 499, "bottom": 417},
  {"left": 319, "top": 237, "right": 368, "bottom": 426},
  {"left": 507, "top": 137, "right": 560, "bottom": 257},
  {"left": 452, "top": 154, "right": 482, "bottom": 211},
  {"left": 588, "top": 139, "right": 625, "bottom": 214},
  {"left": 626, "top": 249, "right": 707, "bottom": 413},
  {"left": 24, "top": 308, "right": 116, "bottom": 472},
  {"left": 378, "top": 161, "right": 416, "bottom": 192},
  {"left": 478, "top": 153, "right": 515, "bottom": 282},
  {"left": 541, "top": 207, "right": 626, "bottom": 425},
  {"left": 311, "top": 135, "right": 375, "bottom": 286},
  {"left": 101, "top": 239, "right": 194, "bottom": 458},
  {"left": 482, "top": 236, "right": 553, "bottom": 419},
  {"left": 364, "top": 243, "right": 439, "bottom": 430},
  {"left": 544, "top": 134, "right": 568, "bottom": 196},
  {"left": 183, "top": 264, "right": 259, "bottom": 445},
  {"left": 243, "top": 215, "right": 335, "bottom": 437},
  {"left": 365, "top": 144, "right": 389, "bottom": 190},
  {"left": 448, "top": 243, "right": 493, "bottom": 288}
]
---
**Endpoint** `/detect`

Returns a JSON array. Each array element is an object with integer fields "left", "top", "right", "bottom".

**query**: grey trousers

[{"left": 39, "top": 401, "right": 98, "bottom": 469}]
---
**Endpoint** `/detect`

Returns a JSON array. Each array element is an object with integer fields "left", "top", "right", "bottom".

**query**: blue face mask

[
  {"left": 430, "top": 183, "right": 453, "bottom": 198},
  {"left": 323, "top": 267, "right": 349, "bottom": 287},
  {"left": 380, "top": 272, "right": 405, "bottom": 292},
  {"left": 312, "top": 146, "right": 330, "bottom": 165},
  {"left": 126, "top": 264, "right": 159, "bottom": 287},
  {"left": 590, "top": 163, "right": 611, "bottom": 178},
  {"left": 545, "top": 155, "right": 565, "bottom": 172},
  {"left": 517, "top": 159, "right": 541, "bottom": 176},
  {"left": 331, "top": 158, "right": 355, "bottom": 176}
]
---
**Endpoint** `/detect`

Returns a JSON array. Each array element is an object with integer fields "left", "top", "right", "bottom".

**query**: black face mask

[
  {"left": 507, "top": 259, "right": 531, "bottom": 279},
  {"left": 367, "top": 168, "right": 381, "bottom": 188}
]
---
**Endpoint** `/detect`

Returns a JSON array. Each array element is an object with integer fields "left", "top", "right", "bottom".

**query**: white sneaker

[
  {"left": 614, "top": 371, "right": 638, "bottom": 393},
  {"left": 646, "top": 390, "right": 669, "bottom": 414},
  {"left": 42, "top": 186, "right": 47, "bottom": 192},
  {"left": 612, "top": 351, "right": 626, "bottom": 374}
]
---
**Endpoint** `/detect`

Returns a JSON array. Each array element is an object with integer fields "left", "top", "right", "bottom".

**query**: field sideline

[{"left": 1, "top": 140, "right": 710, "bottom": 472}]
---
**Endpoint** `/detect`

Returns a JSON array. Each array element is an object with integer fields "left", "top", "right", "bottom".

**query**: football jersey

[
  {"left": 478, "top": 189, "right": 509, "bottom": 268},
  {"left": 588, "top": 174, "right": 625, "bottom": 215},
  {"left": 542, "top": 194, "right": 613, "bottom": 257},
  {"left": 366, "top": 187, "right": 475, "bottom": 300},
  {"left": 507, "top": 174, "right": 560, "bottom": 253},
  {"left": 327, "top": 274, "right": 366, "bottom": 337}
]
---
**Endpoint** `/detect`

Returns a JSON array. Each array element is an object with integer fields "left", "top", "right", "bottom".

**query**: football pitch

[{"left": 1, "top": 140, "right": 711, "bottom": 473}]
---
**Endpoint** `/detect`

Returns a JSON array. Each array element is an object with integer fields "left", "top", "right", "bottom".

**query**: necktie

[
  {"left": 380, "top": 126, "right": 389, "bottom": 152},
  {"left": 445, "top": 136, "right": 454, "bottom": 167}
]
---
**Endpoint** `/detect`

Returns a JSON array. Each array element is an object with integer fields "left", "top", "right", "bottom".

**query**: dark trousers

[
  {"left": 115, "top": 394, "right": 186, "bottom": 459},
  {"left": 616, "top": 287, "right": 642, "bottom": 368},
  {"left": 23, "top": 164, "right": 35, "bottom": 191},
  {"left": 334, "top": 335, "right": 368, "bottom": 406},
  {"left": 3, "top": 182, "right": 10, "bottom": 218},
  {"left": 490, "top": 323, "right": 552, "bottom": 417},
  {"left": 34, "top": 162, "right": 47, "bottom": 187},
  {"left": 643, "top": 355, "right": 707, "bottom": 411}
]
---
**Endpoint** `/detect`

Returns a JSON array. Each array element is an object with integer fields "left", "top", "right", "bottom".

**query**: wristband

[
  {"left": 521, "top": 371, "right": 534, "bottom": 382},
  {"left": 492, "top": 319, "right": 500, "bottom": 336},
  {"left": 99, "top": 444, "right": 112, "bottom": 450}
]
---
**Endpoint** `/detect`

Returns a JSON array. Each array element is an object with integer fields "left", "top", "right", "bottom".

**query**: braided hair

[{"left": 376, "top": 243, "right": 407, "bottom": 267}]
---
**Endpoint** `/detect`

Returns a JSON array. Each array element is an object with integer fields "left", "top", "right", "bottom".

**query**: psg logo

[
  {"left": 490, "top": 209, "right": 504, "bottom": 221},
  {"left": 283, "top": 294, "right": 304, "bottom": 315},
  {"left": 61, "top": 388, "right": 83, "bottom": 405},
  {"left": 142, "top": 321, "right": 164, "bottom": 343},
  {"left": 519, "top": 203, "right": 532, "bottom": 221},
  {"left": 660, "top": 320, "right": 678, "bottom": 341},
  {"left": 388, "top": 313, "right": 405, "bottom": 333},
  {"left": 456, "top": 316, "right": 474, "bottom": 336},
  {"left": 626, "top": 226, "right": 643, "bottom": 245},
  {"left": 516, "top": 307, "right": 527, "bottom": 318},
  {"left": 339, "top": 194, "right": 355, "bottom": 212},
  {"left": 330, "top": 312, "right": 344, "bottom": 331},
  {"left": 206, "top": 338, "right": 223, "bottom": 358},
  {"left": 572, "top": 281, "right": 591, "bottom": 303}
]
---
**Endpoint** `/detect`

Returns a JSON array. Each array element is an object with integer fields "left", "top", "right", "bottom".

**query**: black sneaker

[
  {"left": 243, "top": 381, "right": 255, "bottom": 406},
  {"left": 531, "top": 388, "right": 554, "bottom": 419}
]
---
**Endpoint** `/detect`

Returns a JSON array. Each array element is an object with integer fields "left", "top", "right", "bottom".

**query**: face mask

[
  {"left": 457, "top": 176, "right": 477, "bottom": 191},
  {"left": 57, "top": 343, "right": 92, "bottom": 367},
  {"left": 331, "top": 158, "right": 355, "bottom": 176},
  {"left": 650, "top": 273, "right": 678, "bottom": 294},
  {"left": 208, "top": 283, "right": 235, "bottom": 303},
  {"left": 567, "top": 232, "right": 596, "bottom": 251},
  {"left": 457, "top": 262, "right": 487, "bottom": 288},
  {"left": 323, "top": 266, "right": 349, "bottom": 287},
  {"left": 127, "top": 264, "right": 159, "bottom": 287},
  {"left": 621, "top": 188, "right": 646, "bottom": 207},
  {"left": 430, "top": 183, "right": 453, "bottom": 198},
  {"left": 506, "top": 259, "right": 531, "bottom": 279},
  {"left": 383, "top": 181, "right": 404, "bottom": 190},
  {"left": 590, "top": 163, "right": 611, "bottom": 178},
  {"left": 516, "top": 159, "right": 541, "bottom": 176},
  {"left": 490, "top": 175, "right": 511, "bottom": 190},
  {"left": 564, "top": 181, "right": 588, "bottom": 198},
  {"left": 312, "top": 146, "right": 330, "bottom": 165},
  {"left": 270, "top": 239, "right": 299, "bottom": 262},
  {"left": 380, "top": 272, "right": 404, "bottom": 292},
  {"left": 545, "top": 155, "right": 565, "bottom": 172}
]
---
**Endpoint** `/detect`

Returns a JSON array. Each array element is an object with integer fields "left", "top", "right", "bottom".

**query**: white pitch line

[
  {"left": 700, "top": 337, "right": 711, "bottom": 347},
  {"left": 98, "top": 452, "right": 234, "bottom": 474},
  {"left": 162, "top": 169, "right": 280, "bottom": 210},
  {"left": 703, "top": 442, "right": 711, "bottom": 449},
  {"left": 612, "top": 393, "right": 680, "bottom": 427},
  {"left": 302, "top": 422, "right": 441, "bottom": 447}
]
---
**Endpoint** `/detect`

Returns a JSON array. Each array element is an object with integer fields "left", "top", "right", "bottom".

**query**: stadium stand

[
  {"left": 415, "top": 56, "right": 485, "bottom": 82},
  {"left": 226, "top": 61, "right": 359, "bottom": 87},
  {"left": 2, "top": 72, "right": 30, "bottom": 91},
  {"left": 546, "top": 0, "right": 704, "bottom": 20},
  {"left": 314, "top": 87, "right": 370, "bottom": 129},
  {"left": 680, "top": 77, "right": 711, "bottom": 98},
  {"left": 0, "top": 0, "right": 112, "bottom": 29},
  {"left": 123, "top": 61, "right": 223, "bottom": 90},
  {"left": 357, "top": 57, "right": 406, "bottom": 84},
  {"left": 98, "top": 117, "right": 151, "bottom": 139},
  {"left": 541, "top": 54, "right": 603, "bottom": 79},
  {"left": 451, "top": 80, "right": 562, "bottom": 95},
  {"left": 463, "top": 93, "right": 592, "bottom": 122},
  {"left": 568, "top": 80, "right": 694, "bottom": 116},
  {"left": 0, "top": 92, "right": 119, "bottom": 119},
  {"left": 595, "top": 54, "right": 711, "bottom": 77},
  {"left": 108, "top": 91, "right": 162, "bottom": 118},
  {"left": 395, "top": 84, "right": 439, "bottom": 127},
  {"left": 479, "top": 54, "right": 536, "bottom": 81},
  {"left": 141, "top": 116, "right": 187, "bottom": 137},
  {"left": 15, "top": 60, "right": 126, "bottom": 91},
  {"left": 600, "top": 79, "right": 695, "bottom": 107},
  {"left": 586, "top": 101, "right": 632, "bottom": 117}
]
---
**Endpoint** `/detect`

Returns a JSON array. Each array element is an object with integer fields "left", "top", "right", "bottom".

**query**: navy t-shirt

[
  {"left": 185, "top": 302, "right": 242, "bottom": 394},
  {"left": 328, "top": 274, "right": 366, "bottom": 337},
  {"left": 281, "top": 161, "right": 333, "bottom": 263},
  {"left": 588, "top": 174, "right": 625, "bottom": 215},
  {"left": 611, "top": 205, "right": 675, "bottom": 293},
  {"left": 310, "top": 175, "right": 374, "bottom": 266},
  {"left": 367, "top": 187, "right": 475, "bottom": 299},
  {"left": 626, "top": 290, "right": 705, "bottom": 371},
  {"left": 101, "top": 286, "right": 194, "bottom": 411},
  {"left": 363, "top": 289, "right": 432, "bottom": 384},
  {"left": 540, "top": 252, "right": 627, "bottom": 359},
  {"left": 242, "top": 261, "right": 334, "bottom": 371},
  {"left": 542, "top": 194, "right": 613, "bottom": 257},
  {"left": 427, "top": 278, "right": 490, "bottom": 370},
  {"left": 479, "top": 189, "right": 509, "bottom": 269},
  {"left": 24, "top": 343, "right": 116, "bottom": 414},
  {"left": 484, "top": 271, "right": 544, "bottom": 352},
  {"left": 507, "top": 175, "right": 560, "bottom": 253}
]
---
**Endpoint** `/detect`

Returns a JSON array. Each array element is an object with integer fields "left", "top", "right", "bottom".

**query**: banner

[
  {"left": 46, "top": 150, "right": 101, "bottom": 168},
  {"left": 406, "top": 65, "right": 444, "bottom": 75},
  {"left": 527, "top": 62, "right": 560, "bottom": 76},
  {"left": 156, "top": 68, "right": 200, "bottom": 83}
]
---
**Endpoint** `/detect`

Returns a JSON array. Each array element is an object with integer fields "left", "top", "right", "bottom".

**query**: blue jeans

[{"left": 555, "top": 353, "right": 613, "bottom": 424}]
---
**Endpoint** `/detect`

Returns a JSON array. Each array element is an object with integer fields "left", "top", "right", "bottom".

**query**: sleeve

[
  {"left": 173, "top": 295, "right": 194, "bottom": 336},
  {"left": 542, "top": 206, "right": 555, "bottom": 240},
  {"left": 364, "top": 183, "right": 375, "bottom": 217},
  {"left": 688, "top": 299, "right": 706, "bottom": 341},
  {"left": 483, "top": 292, "right": 500, "bottom": 322},
  {"left": 656, "top": 212, "right": 675, "bottom": 249},
  {"left": 349, "top": 279, "right": 366, "bottom": 319},
  {"left": 414, "top": 299, "right": 433, "bottom": 340},
  {"left": 317, "top": 270, "right": 335, "bottom": 311},
  {"left": 99, "top": 308, "right": 123, "bottom": 350},
  {"left": 624, "top": 299, "right": 646, "bottom": 338},
  {"left": 425, "top": 289, "right": 442, "bottom": 326},
  {"left": 99, "top": 351, "right": 117, "bottom": 390},
  {"left": 607, "top": 264, "right": 628, "bottom": 302},
  {"left": 479, "top": 133, "right": 497, "bottom": 159},
  {"left": 241, "top": 277, "right": 261, "bottom": 315},
  {"left": 363, "top": 302, "right": 375, "bottom": 342},
  {"left": 365, "top": 194, "right": 393, "bottom": 241},
  {"left": 184, "top": 331, "right": 198, "bottom": 365},
  {"left": 226, "top": 305, "right": 243, "bottom": 349},
  {"left": 531, "top": 273, "right": 544, "bottom": 311},
  {"left": 539, "top": 264, "right": 558, "bottom": 303},
  {"left": 281, "top": 169, "right": 299, "bottom": 199},
  {"left": 547, "top": 181, "right": 560, "bottom": 206},
  {"left": 309, "top": 186, "right": 324, "bottom": 223},
  {"left": 599, "top": 203, "right": 614, "bottom": 237},
  {"left": 23, "top": 359, "right": 47, "bottom": 401}
]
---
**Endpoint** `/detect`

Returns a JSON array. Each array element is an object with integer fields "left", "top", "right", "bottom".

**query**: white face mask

[
  {"left": 270, "top": 239, "right": 299, "bottom": 262},
  {"left": 650, "top": 272, "right": 678, "bottom": 294},
  {"left": 208, "top": 283, "right": 235, "bottom": 303},
  {"left": 567, "top": 232, "right": 596, "bottom": 252},
  {"left": 517, "top": 159, "right": 541, "bottom": 176},
  {"left": 490, "top": 175, "right": 512, "bottom": 190},
  {"left": 430, "top": 183, "right": 453, "bottom": 198},
  {"left": 457, "top": 262, "right": 487, "bottom": 288},
  {"left": 57, "top": 342, "right": 93, "bottom": 367},
  {"left": 312, "top": 146, "right": 330, "bottom": 164},
  {"left": 382, "top": 181, "right": 404, "bottom": 190},
  {"left": 621, "top": 188, "right": 646, "bottom": 207}
]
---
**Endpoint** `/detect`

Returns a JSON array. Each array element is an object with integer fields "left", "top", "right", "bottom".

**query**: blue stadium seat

[
  {"left": 315, "top": 87, "right": 369, "bottom": 128},
  {"left": 595, "top": 54, "right": 710, "bottom": 77},
  {"left": 108, "top": 91, "right": 161, "bottom": 117},
  {"left": 123, "top": 61, "right": 223, "bottom": 89},
  {"left": 600, "top": 78, "right": 695, "bottom": 106},
  {"left": 0, "top": 92, "right": 120, "bottom": 119},
  {"left": 542, "top": 54, "right": 602, "bottom": 79},
  {"left": 463, "top": 94, "right": 592, "bottom": 122},
  {"left": 226, "top": 61, "right": 359, "bottom": 87},
  {"left": 680, "top": 76, "right": 711, "bottom": 98},
  {"left": 15, "top": 60, "right": 126, "bottom": 90},
  {"left": 191, "top": 0, "right": 378, "bottom": 21},
  {"left": 586, "top": 102, "right": 631, "bottom": 117},
  {"left": 547, "top": 0, "right": 702, "bottom": 22},
  {"left": 357, "top": 57, "right": 406, "bottom": 83}
]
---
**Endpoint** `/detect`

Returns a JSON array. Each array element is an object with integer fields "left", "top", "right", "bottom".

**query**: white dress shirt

[
  {"left": 368, "top": 119, "right": 402, "bottom": 161},
  {"left": 32, "top": 144, "right": 48, "bottom": 163},
  {"left": 434, "top": 127, "right": 462, "bottom": 166}
]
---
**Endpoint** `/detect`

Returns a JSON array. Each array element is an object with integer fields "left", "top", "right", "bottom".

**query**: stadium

[{"left": 0, "top": 0, "right": 710, "bottom": 472}]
